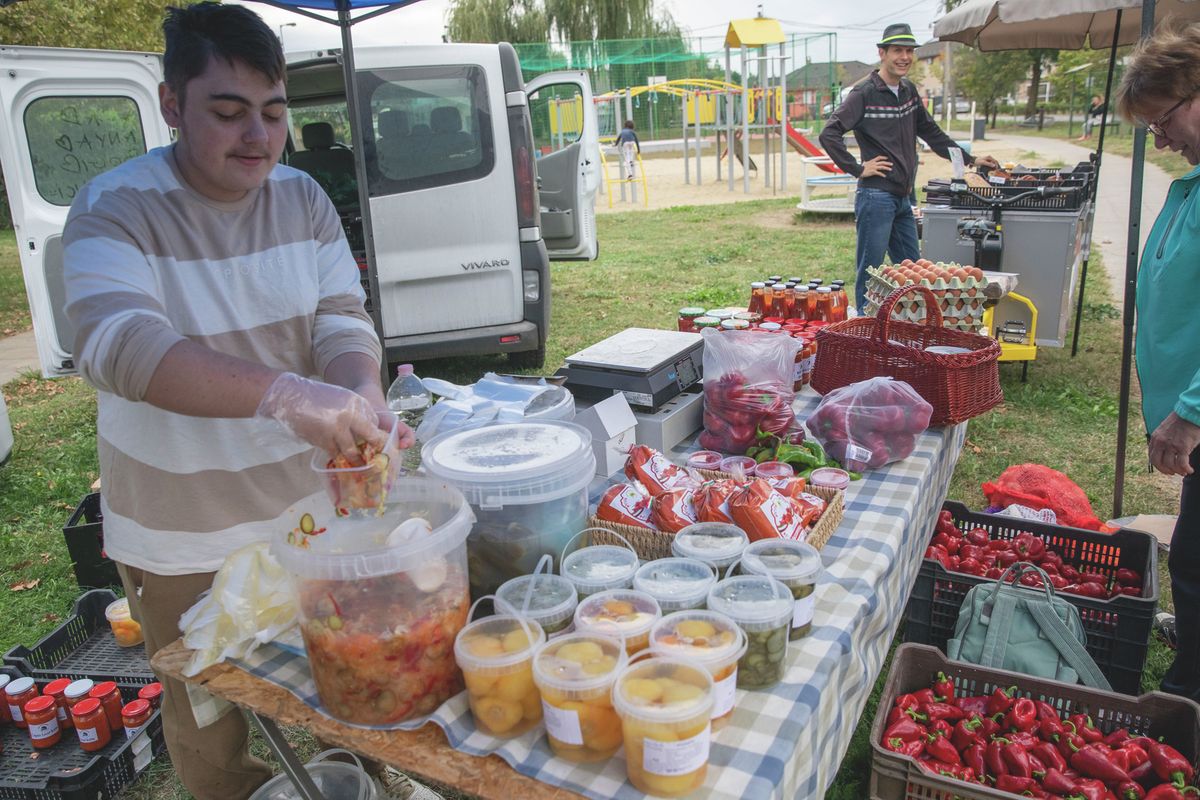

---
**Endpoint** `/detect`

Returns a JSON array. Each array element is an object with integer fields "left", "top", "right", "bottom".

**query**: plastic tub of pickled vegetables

[
  {"left": 532, "top": 633, "right": 627, "bottom": 762},
  {"left": 633, "top": 558, "right": 718, "bottom": 613},
  {"left": 310, "top": 417, "right": 402, "bottom": 517},
  {"left": 648, "top": 610, "right": 745, "bottom": 727},
  {"left": 495, "top": 572, "right": 578, "bottom": 637},
  {"left": 454, "top": 614, "right": 546, "bottom": 738},
  {"left": 421, "top": 421, "right": 596, "bottom": 599},
  {"left": 271, "top": 477, "right": 475, "bottom": 726}
]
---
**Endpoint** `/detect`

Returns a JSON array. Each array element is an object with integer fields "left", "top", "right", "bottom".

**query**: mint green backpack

[{"left": 946, "top": 562, "right": 1111, "bottom": 689}]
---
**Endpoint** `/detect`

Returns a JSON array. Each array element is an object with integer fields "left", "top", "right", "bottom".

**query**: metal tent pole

[
  {"left": 683, "top": 92, "right": 690, "bottom": 184},
  {"left": 779, "top": 45, "right": 788, "bottom": 192},
  {"left": 726, "top": 48, "right": 734, "bottom": 192}
]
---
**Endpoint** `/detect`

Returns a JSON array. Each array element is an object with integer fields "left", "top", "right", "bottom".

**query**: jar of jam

[
  {"left": 758, "top": 322, "right": 782, "bottom": 332},
  {"left": 791, "top": 336, "right": 806, "bottom": 392},
  {"left": 63, "top": 678, "right": 95, "bottom": 717},
  {"left": 733, "top": 310, "right": 761, "bottom": 325},
  {"left": 803, "top": 338, "right": 818, "bottom": 384},
  {"left": 137, "top": 682, "right": 163, "bottom": 709},
  {"left": 677, "top": 307, "right": 706, "bottom": 333},
  {"left": 0, "top": 674, "right": 11, "bottom": 724},
  {"left": 693, "top": 315, "right": 720, "bottom": 331},
  {"left": 24, "top": 695, "right": 60, "bottom": 748},
  {"left": 43, "top": 678, "right": 74, "bottom": 730},
  {"left": 89, "top": 681, "right": 123, "bottom": 733},
  {"left": 720, "top": 318, "right": 749, "bottom": 331},
  {"left": 71, "top": 697, "right": 112, "bottom": 752},
  {"left": 121, "top": 699, "right": 152, "bottom": 739},
  {"left": 748, "top": 282, "right": 766, "bottom": 315},
  {"left": 5, "top": 676, "right": 38, "bottom": 729}
]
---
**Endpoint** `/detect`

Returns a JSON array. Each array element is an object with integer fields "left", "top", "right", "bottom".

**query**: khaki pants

[{"left": 118, "top": 563, "right": 273, "bottom": 800}]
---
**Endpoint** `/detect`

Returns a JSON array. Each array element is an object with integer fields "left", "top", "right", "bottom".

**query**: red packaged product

[
  {"left": 791, "top": 492, "right": 826, "bottom": 528},
  {"left": 728, "top": 479, "right": 807, "bottom": 541},
  {"left": 772, "top": 476, "right": 809, "bottom": 499},
  {"left": 624, "top": 445, "right": 696, "bottom": 497},
  {"left": 694, "top": 479, "right": 740, "bottom": 524},
  {"left": 596, "top": 483, "right": 655, "bottom": 529},
  {"left": 651, "top": 488, "right": 699, "bottom": 533}
]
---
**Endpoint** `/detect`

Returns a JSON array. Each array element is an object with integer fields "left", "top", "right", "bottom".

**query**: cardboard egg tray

[{"left": 864, "top": 268, "right": 986, "bottom": 333}]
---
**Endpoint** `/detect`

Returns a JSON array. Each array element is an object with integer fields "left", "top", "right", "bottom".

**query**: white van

[{"left": 0, "top": 43, "right": 598, "bottom": 376}]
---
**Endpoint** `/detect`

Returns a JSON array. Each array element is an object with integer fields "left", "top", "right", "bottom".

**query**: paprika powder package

[
  {"left": 624, "top": 445, "right": 697, "bottom": 497},
  {"left": 694, "top": 479, "right": 740, "bottom": 524},
  {"left": 805, "top": 377, "right": 932, "bottom": 471},
  {"left": 700, "top": 330, "right": 801, "bottom": 455},
  {"left": 651, "top": 488, "right": 699, "bottom": 533},
  {"left": 596, "top": 483, "right": 655, "bottom": 529},
  {"left": 728, "top": 478, "right": 808, "bottom": 541}
]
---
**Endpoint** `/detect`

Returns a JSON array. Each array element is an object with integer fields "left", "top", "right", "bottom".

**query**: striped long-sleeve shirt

[{"left": 63, "top": 145, "right": 382, "bottom": 575}]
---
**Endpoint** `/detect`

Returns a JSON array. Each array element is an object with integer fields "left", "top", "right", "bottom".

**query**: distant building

[{"left": 785, "top": 59, "right": 873, "bottom": 119}]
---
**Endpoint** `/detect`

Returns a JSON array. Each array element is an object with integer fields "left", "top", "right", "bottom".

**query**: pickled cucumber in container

[
  {"left": 706, "top": 576, "right": 793, "bottom": 689},
  {"left": 739, "top": 539, "right": 821, "bottom": 641},
  {"left": 633, "top": 558, "right": 717, "bottom": 613},
  {"left": 671, "top": 522, "right": 749, "bottom": 572}
]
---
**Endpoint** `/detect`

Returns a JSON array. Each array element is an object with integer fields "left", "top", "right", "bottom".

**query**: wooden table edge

[{"left": 151, "top": 639, "right": 584, "bottom": 800}]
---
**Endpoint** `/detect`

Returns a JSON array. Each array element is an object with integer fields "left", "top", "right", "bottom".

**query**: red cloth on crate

[{"left": 982, "top": 464, "right": 1115, "bottom": 533}]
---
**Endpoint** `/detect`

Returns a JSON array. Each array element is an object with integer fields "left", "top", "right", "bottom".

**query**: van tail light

[
  {"left": 500, "top": 335, "right": 521, "bottom": 344},
  {"left": 508, "top": 106, "right": 538, "bottom": 227},
  {"left": 354, "top": 256, "right": 369, "bottom": 272}
]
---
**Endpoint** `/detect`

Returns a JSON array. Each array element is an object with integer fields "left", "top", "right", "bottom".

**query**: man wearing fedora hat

[{"left": 821, "top": 23, "right": 999, "bottom": 313}]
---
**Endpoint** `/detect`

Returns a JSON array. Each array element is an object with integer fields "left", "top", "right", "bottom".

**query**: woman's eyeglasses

[{"left": 1147, "top": 96, "right": 1192, "bottom": 137}]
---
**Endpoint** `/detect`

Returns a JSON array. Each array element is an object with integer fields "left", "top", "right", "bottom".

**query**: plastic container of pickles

[
  {"left": 532, "top": 632, "right": 627, "bottom": 762},
  {"left": 739, "top": 540, "right": 822, "bottom": 641},
  {"left": 561, "top": 530, "right": 640, "bottom": 599},
  {"left": 671, "top": 522, "right": 749, "bottom": 572},
  {"left": 648, "top": 610, "right": 746, "bottom": 727},
  {"left": 706, "top": 576, "right": 793, "bottom": 689},
  {"left": 573, "top": 589, "right": 661, "bottom": 656},
  {"left": 632, "top": 558, "right": 717, "bottom": 613},
  {"left": 496, "top": 572, "right": 578, "bottom": 637},
  {"left": 454, "top": 614, "right": 546, "bottom": 737}
]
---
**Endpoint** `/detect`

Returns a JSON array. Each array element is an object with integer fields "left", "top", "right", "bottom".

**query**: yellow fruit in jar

[
  {"left": 463, "top": 669, "right": 499, "bottom": 697},
  {"left": 676, "top": 719, "right": 710, "bottom": 740},
  {"left": 579, "top": 703, "right": 623, "bottom": 752},
  {"left": 602, "top": 600, "right": 636, "bottom": 617},
  {"left": 474, "top": 696, "right": 523, "bottom": 735},
  {"left": 581, "top": 655, "right": 617, "bottom": 676},
  {"left": 467, "top": 636, "right": 505, "bottom": 658},
  {"left": 502, "top": 628, "right": 532, "bottom": 653},
  {"left": 662, "top": 682, "right": 705, "bottom": 705},
  {"left": 675, "top": 619, "right": 717, "bottom": 640},
  {"left": 495, "top": 669, "right": 535, "bottom": 702},
  {"left": 556, "top": 641, "right": 603, "bottom": 664},
  {"left": 520, "top": 689, "right": 542, "bottom": 721},
  {"left": 641, "top": 770, "right": 704, "bottom": 797},
  {"left": 623, "top": 678, "right": 664, "bottom": 703}
]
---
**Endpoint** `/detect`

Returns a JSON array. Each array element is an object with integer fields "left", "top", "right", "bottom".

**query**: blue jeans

[{"left": 854, "top": 187, "right": 921, "bottom": 313}]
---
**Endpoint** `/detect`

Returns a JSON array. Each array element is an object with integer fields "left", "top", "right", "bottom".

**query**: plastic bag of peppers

[
  {"left": 881, "top": 672, "right": 1199, "bottom": 799},
  {"left": 805, "top": 377, "right": 933, "bottom": 471},
  {"left": 699, "top": 329, "right": 803, "bottom": 455}
]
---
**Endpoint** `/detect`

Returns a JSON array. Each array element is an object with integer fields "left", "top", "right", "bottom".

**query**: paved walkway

[{"left": 0, "top": 330, "right": 38, "bottom": 385}]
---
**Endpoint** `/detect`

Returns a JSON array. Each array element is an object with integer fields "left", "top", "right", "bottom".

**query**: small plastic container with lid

[
  {"left": 105, "top": 597, "right": 144, "bottom": 647},
  {"left": 0, "top": 674, "right": 11, "bottom": 724},
  {"left": 809, "top": 467, "right": 851, "bottom": 491},
  {"left": 648, "top": 610, "right": 746, "bottom": 727},
  {"left": 672, "top": 522, "right": 749, "bottom": 573},
  {"left": 740, "top": 539, "right": 822, "bottom": 641},
  {"left": 121, "top": 699, "right": 153, "bottom": 739},
  {"left": 453, "top": 609, "right": 546, "bottom": 738},
  {"left": 560, "top": 530, "right": 640, "bottom": 599},
  {"left": 754, "top": 461, "right": 794, "bottom": 485},
  {"left": 633, "top": 558, "right": 717, "bottom": 613},
  {"left": 63, "top": 678, "right": 95, "bottom": 718},
  {"left": 573, "top": 589, "right": 661, "bottom": 655},
  {"left": 43, "top": 678, "right": 74, "bottom": 730},
  {"left": 706, "top": 576, "right": 793, "bottom": 689},
  {"left": 685, "top": 450, "right": 722, "bottom": 471},
  {"left": 611, "top": 655, "right": 715, "bottom": 798},
  {"left": 70, "top": 697, "right": 111, "bottom": 752},
  {"left": 496, "top": 570, "right": 578, "bottom": 637},
  {"left": 5, "top": 676, "right": 38, "bottom": 729},
  {"left": 137, "top": 682, "right": 163, "bottom": 709},
  {"left": 532, "top": 632, "right": 627, "bottom": 762},
  {"left": 718, "top": 455, "right": 756, "bottom": 477},
  {"left": 23, "top": 695, "right": 61, "bottom": 749},
  {"left": 89, "top": 681, "right": 123, "bottom": 733}
]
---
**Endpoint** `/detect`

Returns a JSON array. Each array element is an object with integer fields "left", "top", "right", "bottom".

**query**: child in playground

[
  {"left": 615, "top": 119, "right": 640, "bottom": 181},
  {"left": 615, "top": 119, "right": 641, "bottom": 153}
]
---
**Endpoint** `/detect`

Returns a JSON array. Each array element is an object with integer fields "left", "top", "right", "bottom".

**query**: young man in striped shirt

[
  {"left": 62, "top": 4, "right": 415, "bottom": 797},
  {"left": 820, "top": 23, "right": 999, "bottom": 313}
]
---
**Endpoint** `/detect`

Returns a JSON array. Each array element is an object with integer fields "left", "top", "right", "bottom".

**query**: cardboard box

[{"left": 574, "top": 393, "right": 638, "bottom": 477}]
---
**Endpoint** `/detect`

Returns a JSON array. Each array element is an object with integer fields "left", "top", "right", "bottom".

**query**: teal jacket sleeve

[{"left": 1175, "top": 367, "right": 1200, "bottom": 427}]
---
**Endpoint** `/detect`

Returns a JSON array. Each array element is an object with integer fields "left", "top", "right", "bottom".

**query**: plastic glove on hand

[{"left": 256, "top": 372, "right": 388, "bottom": 463}]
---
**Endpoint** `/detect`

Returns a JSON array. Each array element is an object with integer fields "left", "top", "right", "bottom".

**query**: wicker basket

[
  {"left": 813, "top": 285, "right": 1002, "bottom": 426},
  {"left": 588, "top": 481, "right": 844, "bottom": 561}
]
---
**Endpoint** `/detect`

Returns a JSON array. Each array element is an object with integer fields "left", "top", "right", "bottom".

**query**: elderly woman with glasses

[{"left": 1116, "top": 23, "right": 1200, "bottom": 704}]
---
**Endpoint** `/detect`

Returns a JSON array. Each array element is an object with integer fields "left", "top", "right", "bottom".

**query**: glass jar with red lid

[
  {"left": 137, "top": 682, "right": 163, "bottom": 709},
  {"left": 121, "top": 699, "right": 152, "bottom": 739},
  {"left": 24, "top": 695, "right": 61, "bottom": 749},
  {"left": 5, "top": 676, "right": 38, "bottom": 729},
  {"left": 70, "top": 697, "right": 112, "bottom": 752},
  {"left": 43, "top": 678, "right": 74, "bottom": 730},
  {"left": 89, "top": 681, "right": 123, "bottom": 733}
]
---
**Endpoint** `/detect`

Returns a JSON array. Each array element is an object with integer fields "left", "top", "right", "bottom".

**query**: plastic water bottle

[{"left": 386, "top": 364, "right": 431, "bottom": 470}]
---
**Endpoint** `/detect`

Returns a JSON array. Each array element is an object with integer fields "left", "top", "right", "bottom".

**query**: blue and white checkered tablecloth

[{"left": 230, "top": 390, "right": 966, "bottom": 800}]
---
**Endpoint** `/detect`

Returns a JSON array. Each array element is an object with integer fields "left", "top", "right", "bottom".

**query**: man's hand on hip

[
  {"left": 1148, "top": 411, "right": 1200, "bottom": 476},
  {"left": 860, "top": 155, "right": 893, "bottom": 179}
]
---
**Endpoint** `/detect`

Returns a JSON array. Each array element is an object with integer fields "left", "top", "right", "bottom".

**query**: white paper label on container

[
  {"left": 844, "top": 443, "right": 872, "bottom": 465},
  {"left": 8, "top": 703, "right": 23, "bottom": 722},
  {"left": 541, "top": 700, "right": 583, "bottom": 745},
  {"left": 125, "top": 723, "right": 148, "bottom": 740},
  {"left": 792, "top": 594, "right": 816, "bottom": 629},
  {"left": 134, "top": 744, "right": 152, "bottom": 771},
  {"left": 712, "top": 670, "right": 738, "bottom": 719},
  {"left": 56, "top": 706, "right": 68, "bottom": 722},
  {"left": 29, "top": 719, "right": 59, "bottom": 741},
  {"left": 77, "top": 726, "right": 100, "bottom": 744},
  {"left": 643, "top": 724, "right": 711, "bottom": 776}
]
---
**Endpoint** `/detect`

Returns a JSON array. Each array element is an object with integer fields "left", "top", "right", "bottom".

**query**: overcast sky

[{"left": 231, "top": 0, "right": 947, "bottom": 66}]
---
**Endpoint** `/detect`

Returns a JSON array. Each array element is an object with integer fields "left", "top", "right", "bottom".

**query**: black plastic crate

[
  {"left": 4, "top": 590, "right": 154, "bottom": 690},
  {"left": 949, "top": 182, "right": 1087, "bottom": 211},
  {"left": 0, "top": 665, "right": 166, "bottom": 800},
  {"left": 903, "top": 501, "right": 1158, "bottom": 695},
  {"left": 62, "top": 494, "right": 119, "bottom": 591}
]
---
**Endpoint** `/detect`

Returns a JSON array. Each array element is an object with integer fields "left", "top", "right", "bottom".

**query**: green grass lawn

[
  {"left": 0, "top": 198, "right": 1179, "bottom": 799},
  {"left": 0, "top": 230, "right": 30, "bottom": 335}
]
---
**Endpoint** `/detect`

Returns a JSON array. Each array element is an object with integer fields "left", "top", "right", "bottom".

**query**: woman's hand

[{"left": 1148, "top": 411, "right": 1200, "bottom": 475}]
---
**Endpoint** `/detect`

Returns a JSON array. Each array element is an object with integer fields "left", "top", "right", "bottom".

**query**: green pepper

[
  {"left": 775, "top": 441, "right": 822, "bottom": 468},
  {"left": 802, "top": 439, "right": 828, "bottom": 464},
  {"left": 848, "top": 470, "right": 862, "bottom": 481}
]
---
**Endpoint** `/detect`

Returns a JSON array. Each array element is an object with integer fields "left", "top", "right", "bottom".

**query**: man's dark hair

[{"left": 163, "top": 2, "right": 286, "bottom": 102}]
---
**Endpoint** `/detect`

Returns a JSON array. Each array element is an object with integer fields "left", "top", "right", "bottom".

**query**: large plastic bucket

[
  {"left": 271, "top": 477, "right": 474, "bottom": 725},
  {"left": 421, "top": 421, "right": 595, "bottom": 599}
]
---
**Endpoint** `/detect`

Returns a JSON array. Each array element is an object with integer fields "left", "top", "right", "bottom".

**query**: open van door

[
  {"left": 525, "top": 71, "right": 599, "bottom": 261},
  {"left": 0, "top": 47, "right": 171, "bottom": 377}
]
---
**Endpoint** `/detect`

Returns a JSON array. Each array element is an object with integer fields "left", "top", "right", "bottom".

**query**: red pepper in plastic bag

[
  {"left": 805, "top": 377, "right": 933, "bottom": 472},
  {"left": 596, "top": 483, "right": 654, "bottom": 529}
]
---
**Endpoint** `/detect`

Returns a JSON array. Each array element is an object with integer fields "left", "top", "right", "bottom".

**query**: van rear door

[
  {"left": 525, "top": 71, "right": 599, "bottom": 260},
  {"left": 0, "top": 46, "right": 170, "bottom": 377}
]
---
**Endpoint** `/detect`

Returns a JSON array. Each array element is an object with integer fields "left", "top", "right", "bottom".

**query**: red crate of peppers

[{"left": 871, "top": 644, "right": 1200, "bottom": 800}]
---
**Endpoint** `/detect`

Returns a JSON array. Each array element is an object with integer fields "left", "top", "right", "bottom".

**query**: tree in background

[
  {"left": 1024, "top": 49, "right": 1058, "bottom": 117},
  {"left": 446, "top": 0, "right": 549, "bottom": 44},
  {"left": 0, "top": 0, "right": 163, "bottom": 51},
  {"left": 447, "top": 0, "right": 675, "bottom": 44},
  {"left": 955, "top": 48, "right": 1028, "bottom": 127},
  {"left": 1049, "top": 48, "right": 1126, "bottom": 113}
]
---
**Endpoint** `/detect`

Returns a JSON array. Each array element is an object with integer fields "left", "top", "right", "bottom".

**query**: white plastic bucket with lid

[
  {"left": 524, "top": 385, "right": 575, "bottom": 421},
  {"left": 270, "top": 477, "right": 475, "bottom": 726},
  {"left": 421, "top": 421, "right": 596, "bottom": 599},
  {"left": 633, "top": 558, "right": 718, "bottom": 613}
]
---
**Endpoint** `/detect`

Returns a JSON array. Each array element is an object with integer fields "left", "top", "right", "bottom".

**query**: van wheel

[{"left": 507, "top": 346, "right": 545, "bottom": 371}]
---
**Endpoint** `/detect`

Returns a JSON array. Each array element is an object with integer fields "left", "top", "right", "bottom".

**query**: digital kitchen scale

[{"left": 558, "top": 328, "right": 704, "bottom": 410}]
